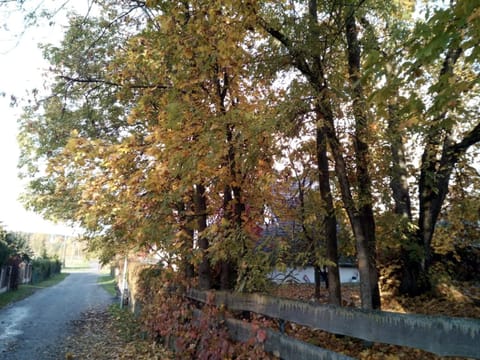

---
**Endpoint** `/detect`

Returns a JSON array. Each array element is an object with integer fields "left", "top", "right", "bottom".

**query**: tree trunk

[
  {"left": 401, "top": 46, "right": 464, "bottom": 295},
  {"left": 218, "top": 122, "right": 243, "bottom": 290},
  {"left": 195, "top": 183, "right": 211, "bottom": 290},
  {"left": 316, "top": 123, "right": 341, "bottom": 306},
  {"left": 222, "top": 184, "right": 234, "bottom": 290},
  {"left": 260, "top": 0, "right": 379, "bottom": 309},
  {"left": 386, "top": 104, "right": 428, "bottom": 296},
  {"left": 345, "top": 7, "right": 380, "bottom": 309},
  {"left": 176, "top": 200, "right": 195, "bottom": 279},
  {"left": 388, "top": 105, "right": 412, "bottom": 219},
  {"left": 314, "top": 265, "right": 321, "bottom": 299},
  {"left": 321, "top": 98, "right": 375, "bottom": 309},
  {"left": 216, "top": 69, "right": 243, "bottom": 290}
]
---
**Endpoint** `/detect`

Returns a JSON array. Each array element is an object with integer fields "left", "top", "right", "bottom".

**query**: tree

[
  {"left": 19, "top": 0, "right": 277, "bottom": 292},
  {"left": 112, "top": 0, "right": 276, "bottom": 290},
  {"left": 5, "top": 232, "right": 33, "bottom": 261},
  {"left": 0, "top": 226, "right": 33, "bottom": 292},
  {"left": 0, "top": 224, "right": 11, "bottom": 266},
  {"left": 0, "top": 225, "right": 33, "bottom": 265},
  {"left": 284, "top": 142, "right": 339, "bottom": 301},
  {"left": 17, "top": 0, "right": 480, "bottom": 302},
  {"left": 255, "top": 0, "right": 380, "bottom": 308},
  {"left": 17, "top": 5, "right": 165, "bottom": 263},
  {"left": 397, "top": 0, "right": 480, "bottom": 294},
  {"left": 340, "top": 0, "right": 480, "bottom": 295},
  {"left": 272, "top": 79, "right": 342, "bottom": 304}
]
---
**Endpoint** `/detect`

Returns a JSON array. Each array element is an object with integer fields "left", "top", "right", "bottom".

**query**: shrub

[
  {"left": 31, "top": 258, "right": 62, "bottom": 283},
  {"left": 137, "top": 267, "right": 271, "bottom": 359}
]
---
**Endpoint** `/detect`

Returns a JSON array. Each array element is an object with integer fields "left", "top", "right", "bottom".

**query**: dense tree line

[{"left": 16, "top": 0, "right": 480, "bottom": 309}]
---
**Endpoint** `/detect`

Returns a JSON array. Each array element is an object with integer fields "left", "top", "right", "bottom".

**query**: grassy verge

[
  {"left": 0, "top": 272, "right": 69, "bottom": 309},
  {"left": 97, "top": 274, "right": 117, "bottom": 297},
  {"left": 108, "top": 304, "right": 141, "bottom": 341},
  {"left": 63, "top": 263, "right": 92, "bottom": 273},
  {"left": 63, "top": 266, "right": 91, "bottom": 272},
  {"left": 65, "top": 257, "right": 91, "bottom": 267}
]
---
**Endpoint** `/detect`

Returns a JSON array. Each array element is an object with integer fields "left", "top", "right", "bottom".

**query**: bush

[
  {"left": 31, "top": 258, "right": 62, "bottom": 283},
  {"left": 137, "top": 268, "right": 270, "bottom": 359}
]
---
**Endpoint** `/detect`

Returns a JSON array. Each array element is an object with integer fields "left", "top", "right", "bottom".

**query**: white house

[{"left": 269, "top": 265, "right": 359, "bottom": 284}]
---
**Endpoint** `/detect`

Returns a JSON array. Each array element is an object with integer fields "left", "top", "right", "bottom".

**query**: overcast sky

[{"left": 0, "top": 1, "right": 84, "bottom": 235}]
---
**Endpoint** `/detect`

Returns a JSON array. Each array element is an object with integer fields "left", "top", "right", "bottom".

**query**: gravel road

[{"left": 0, "top": 268, "right": 114, "bottom": 360}]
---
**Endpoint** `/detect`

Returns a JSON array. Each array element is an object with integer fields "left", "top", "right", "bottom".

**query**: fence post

[
  {"left": 0, "top": 266, "right": 7, "bottom": 292},
  {"left": 6, "top": 266, "right": 12, "bottom": 290},
  {"left": 120, "top": 256, "right": 128, "bottom": 309}
]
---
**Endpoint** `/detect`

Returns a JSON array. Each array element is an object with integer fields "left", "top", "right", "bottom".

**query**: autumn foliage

[
  {"left": 130, "top": 264, "right": 479, "bottom": 359},
  {"left": 137, "top": 267, "right": 273, "bottom": 359},
  {"left": 16, "top": 0, "right": 480, "bottom": 315}
]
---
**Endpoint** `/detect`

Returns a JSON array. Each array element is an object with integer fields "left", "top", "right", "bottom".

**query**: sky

[{"left": 0, "top": 1, "right": 83, "bottom": 235}]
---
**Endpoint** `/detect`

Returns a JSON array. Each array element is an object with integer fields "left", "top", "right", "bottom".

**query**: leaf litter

[
  {"left": 52, "top": 280, "right": 479, "bottom": 359},
  {"left": 56, "top": 306, "right": 173, "bottom": 360},
  {"left": 268, "top": 281, "right": 480, "bottom": 359}
]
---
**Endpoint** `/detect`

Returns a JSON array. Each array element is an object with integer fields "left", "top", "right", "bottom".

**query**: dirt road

[{"left": 0, "top": 269, "right": 113, "bottom": 360}]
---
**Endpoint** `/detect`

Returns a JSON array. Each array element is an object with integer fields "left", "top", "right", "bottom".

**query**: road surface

[{"left": 0, "top": 269, "right": 114, "bottom": 359}]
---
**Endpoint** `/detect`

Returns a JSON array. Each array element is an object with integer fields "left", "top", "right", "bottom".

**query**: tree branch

[
  {"left": 451, "top": 121, "right": 480, "bottom": 156},
  {"left": 60, "top": 75, "right": 170, "bottom": 90},
  {"left": 256, "top": 16, "right": 315, "bottom": 85}
]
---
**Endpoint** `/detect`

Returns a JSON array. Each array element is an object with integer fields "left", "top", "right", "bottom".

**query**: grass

[
  {"left": 97, "top": 274, "right": 117, "bottom": 297},
  {"left": 0, "top": 272, "right": 70, "bottom": 309},
  {"left": 65, "top": 257, "right": 91, "bottom": 267},
  {"left": 62, "top": 266, "right": 91, "bottom": 273},
  {"left": 108, "top": 304, "right": 141, "bottom": 341},
  {"left": 62, "top": 257, "right": 96, "bottom": 272},
  {"left": 98, "top": 266, "right": 112, "bottom": 275},
  {"left": 63, "top": 259, "right": 112, "bottom": 275},
  {"left": 63, "top": 261, "right": 92, "bottom": 273}
]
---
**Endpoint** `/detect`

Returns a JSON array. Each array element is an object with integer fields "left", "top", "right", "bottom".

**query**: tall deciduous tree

[
  {"left": 255, "top": 0, "right": 380, "bottom": 308},
  {"left": 399, "top": 0, "right": 480, "bottom": 294},
  {"left": 19, "top": 0, "right": 277, "bottom": 291},
  {"left": 346, "top": 0, "right": 480, "bottom": 295},
  {"left": 16, "top": 0, "right": 480, "bottom": 301}
]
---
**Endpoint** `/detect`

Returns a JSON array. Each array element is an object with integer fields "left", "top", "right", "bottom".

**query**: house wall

[{"left": 269, "top": 266, "right": 359, "bottom": 284}]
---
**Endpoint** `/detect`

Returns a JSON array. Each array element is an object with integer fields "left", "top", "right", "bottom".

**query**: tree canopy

[
  {"left": 0, "top": 224, "right": 33, "bottom": 265},
  {"left": 17, "top": 0, "right": 480, "bottom": 308}
]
